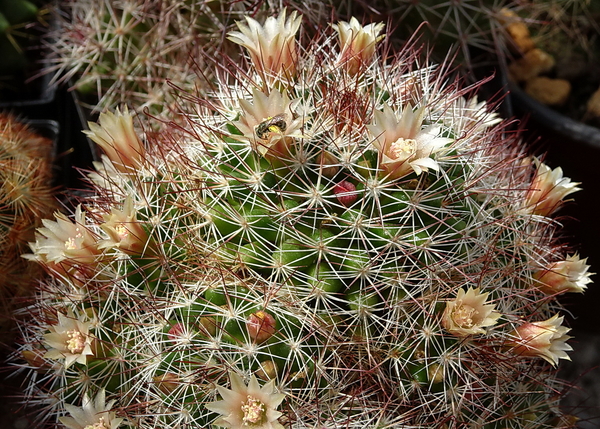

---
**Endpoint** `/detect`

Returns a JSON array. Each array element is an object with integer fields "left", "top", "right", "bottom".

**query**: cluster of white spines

[{"left": 15, "top": 9, "right": 592, "bottom": 429}]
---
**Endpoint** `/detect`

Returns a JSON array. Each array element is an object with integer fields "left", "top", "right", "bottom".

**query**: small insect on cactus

[
  {"left": 15, "top": 10, "right": 592, "bottom": 429},
  {"left": 0, "top": 113, "right": 56, "bottom": 339}
]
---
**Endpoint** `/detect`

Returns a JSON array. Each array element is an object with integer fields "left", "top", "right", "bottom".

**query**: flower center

[
  {"left": 241, "top": 395, "right": 266, "bottom": 426},
  {"left": 389, "top": 138, "right": 417, "bottom": 161},
  {"left": 66, "top": 330, "right": 86, "bottom": 354},
  {"left": 115, "top": 223, "right": 129, "bottom": 240},
  {"left": 452, "top": 302, "right": 478, "bottom": 329},
  {"left": 83, "top": 417, "right": 110, "bottom": 429},
  {"left": 64, "top": 237, "right": 79, "bottom": 250}
]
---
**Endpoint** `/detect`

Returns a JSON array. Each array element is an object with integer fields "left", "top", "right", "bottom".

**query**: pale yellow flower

[
  {"left": 368, "top": 103, "right": 452, "bottom": 180},
  {"left": 233, "top": 88, "right": 303, "bottom": 158},
  {"left": 205, "top": 372, "right": 285, "bottom": 429},
  {"left": 333, "top": 17, "right": 385, "bottom": 75},
  {"left": 442, "top": 287, "right": 501, "bottom": 337},
  {"left": 27, "top": 206, "right": 100, "bottom": 266},
  {"left": 228, "top": 9, "right": 301, "bottom": 80},
  {"left": 533, "top": 254, "right": 593, "bottom": 295},
  {"left": 441, "top": 96, "right": 502, "bottom": 136},
  {"left": 43, "top": 312, "right": 96, "bottom": 368},
  {"left": 524, "top": 159, "right": 581, "bottom": 217},
  {"left": 99, "top": 197, "right": 152, "bottom": 255},
  {"left": 508, "top": 314, "right": 572, "bottom": 366},
  {"left": 59, "top": 389, "right": 123, "bottom": 429},
  {"left": 84, "top": 107, "right": 145, "bottom": 173}
]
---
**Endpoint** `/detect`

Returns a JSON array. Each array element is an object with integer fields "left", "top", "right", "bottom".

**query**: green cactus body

[
  {"left": 16, "top": 10, "right": 590, "bottom": 429},
  {"left": 0, "top": 0, "right": 43, "bottom": 74}
]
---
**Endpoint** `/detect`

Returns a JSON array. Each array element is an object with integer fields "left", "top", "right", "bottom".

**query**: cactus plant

[
  {"left": 0, "top": 0, "right": 47, "bottom": 76},
  {"left": 43, "top": 0, "right": 334, "bottom": 119},
  {"left": 0, "top": 112, "right": 56, "bottom": 339},
  {"left": 44, "top": 0, "right": 230, "bottom": 116},
  {"left": 14, "top": 10, "right": 592, "bottom": 429}
]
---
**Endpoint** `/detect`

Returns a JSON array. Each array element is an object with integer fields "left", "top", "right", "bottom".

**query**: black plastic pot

[{"left": 509, "top": 82, "right": 600, "bottom": 150}]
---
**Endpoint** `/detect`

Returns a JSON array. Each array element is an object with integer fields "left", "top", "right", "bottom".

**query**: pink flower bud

[
  {"left": 524, "top": 159, "right": 580, "bottom": 217},
  {"left": 508, "top": 314, "right": 572, "bottom": 366},
  {"left": 247, "top": 311, "right": 277, "bottom": 343},
  {"left": 167, "top": 323, "right": 188, "bottom": 343},
  {"left": 533, "top": 254, "right": 593, "bottom": 295}
]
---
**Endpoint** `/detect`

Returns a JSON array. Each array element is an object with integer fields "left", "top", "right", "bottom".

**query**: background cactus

[
  {"left": 13, "top": 11, "right": 592, "bottom": 429},
  {"left": 0, "top": 112, "right": 56, "bottom": 341},
  {"left": 0, "top": 0, "right": 47, "bottom": 76},
  {"left": 43, "top": 0, "right": 336, "bottom": 119}
]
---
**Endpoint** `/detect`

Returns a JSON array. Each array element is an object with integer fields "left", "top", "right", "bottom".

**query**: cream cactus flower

[
  {"left": 508, "top": 314, "right": 572, "bottom": 366},
  {"left": 84, "top": 107, "right": 145, "bottom": 173},
  {"left": 99, "top": 197, "right": 152, "bottom": 256},
  {"left": 233, "top": 88, "right": 303, "bottom": 158},
  {"left": 333, "top": 17, "right": 385, "bottom": 75},
  {"left": 43, "top": 312, "right": 96, "bottom": 368},
  {"left": 227, "top": 9, "right": 301, "bottom": 80},
  {"left": 442, "top": 287, "right": 501, "bottom": 337},
  {"left": 27, "top": 206, "right": 100, "bottom": 266},
  {"left": 205, "top": 372, "right": 285, "bottom": 429},
  {"left": 59, "top": 389, "right": 123, "bottom": 429},
  {"left": 533, "top": 254, "right": 593, "bottom": 295},
  {"left": 368, "top": 103, "right": 452, "bottom": 180},
  {"left": 524, "top": 159, "right": 581, "bottom": 217}
]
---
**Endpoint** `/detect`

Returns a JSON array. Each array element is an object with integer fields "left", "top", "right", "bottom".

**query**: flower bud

[
  {"left": 84, "top": 107, "right": 145, "bottom": 173},
  {"left": 318, "top": 151, "right": 339, "bottom": 177},
  {"left": 167, "top": 323, "right": 189, "bottom": 344},
  {"left": 227, "top": 9, "right": 301, "bottom": 80},
  {"left": 256, "top": 360, "right": 278, "bottom": 381},
  {"left": 333, "top": 18, "right": 385, "bottom": 76},
  {"left": 508, "top": 314, "right": 572, "bottom": 366},
  {"left": 153, "top": 372, "right": 180, "bottom": 394},
  {"left": 524, "top": 158, "right": 580, "bottom": 217},
  {"left": 533, "top": 254, "right": 593, "bottom": 295},
  {"left": 334, "top": 180, "right": 358, "bottom": 207},
  {"left": 99, "top": 197, "right": 152, "bottom": 255},
  {"left": 246, "top": 311, "right": 277, "bottom": 343}
]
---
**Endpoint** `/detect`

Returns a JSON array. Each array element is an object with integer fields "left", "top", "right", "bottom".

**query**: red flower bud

[{"left": 334, "top": 180, "right": 358, "bottom": 207}]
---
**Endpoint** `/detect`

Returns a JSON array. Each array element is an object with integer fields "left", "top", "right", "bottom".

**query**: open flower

[
  {"left": 233, "top": 88, "right": 303, "bottom": 158},
  {"left": 205, "top": 372, "right": 285, "bottom": 429},
  {"left": 441, "top": 96, "right": 501, "bottom": 136},
  {"left": 508, "top": 314, "right": 572, "bottom": 366},
  {"left": 524, "top": 159, "right": 581, "bottom": 217},
  {"left": 84, "top": 107, "right": 145, "bottom": 173},
  {"left": 333, "top": 17, "right": 385, "bottom": 75},
  {"left": 99, "top": 197, "right": 152, "bottom": 255},
  {"left": 533, "top": 254, "right": 593, "bottom": 295},
  {"left": 368, "top": 103, "right": 452, "bottom": 180},
  {"left": 228, "top": 9, "right": 301, "bottom": 80},
  {"left": 27, "top": 206, "right": 100, "bottom": 267},
  {"left": 59, "top": 389, "right": 123, "bottom": 429},
  {"left": 43, "top": 312, "right": 96, "bottom": 368},
  {"left": 442, "top": 287, "right": 501, "bottom": 337}
]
